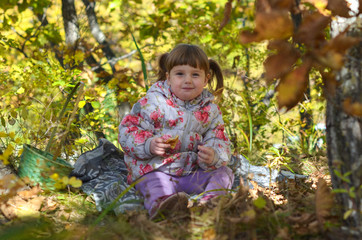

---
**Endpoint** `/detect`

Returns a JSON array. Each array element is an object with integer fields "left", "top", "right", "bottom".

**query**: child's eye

[
  {"left": 176, "top": 72, "right": 183, "bottom": 76},
  {"left": 193, "top": 73, "right": 200, "bottom": 77}
]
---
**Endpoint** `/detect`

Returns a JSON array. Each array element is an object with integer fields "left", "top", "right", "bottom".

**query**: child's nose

[{"left": 185, "top": 74, "right": 192, "bottom": 83}]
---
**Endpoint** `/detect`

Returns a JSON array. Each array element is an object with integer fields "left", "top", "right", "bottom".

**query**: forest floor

[{"left": 0, "top": 154, "right": 344, "bottom": 240}]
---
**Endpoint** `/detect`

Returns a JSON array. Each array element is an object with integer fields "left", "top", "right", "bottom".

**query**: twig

[{"left": 45, "top": 82, "right": 82, "bottom": 153}]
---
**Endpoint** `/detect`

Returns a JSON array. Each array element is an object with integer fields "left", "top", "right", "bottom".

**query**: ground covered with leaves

[{"left": 0, "top": 156, "right": 344, "bottom": 240}]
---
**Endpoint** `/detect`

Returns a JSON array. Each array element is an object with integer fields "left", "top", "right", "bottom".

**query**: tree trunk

[
  {"left": 82, "top": 0, "right": 117, "bottom": 73},
  {"left": 326, "top": 17, "right": 361, "bottom": 236},
  {"left": 62, "top": 0, "right": 80, "bottom": 47}
]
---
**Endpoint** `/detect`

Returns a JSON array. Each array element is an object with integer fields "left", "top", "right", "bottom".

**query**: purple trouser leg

[{"left": 135, "top": 166, "right": 234, "bottom": 213}]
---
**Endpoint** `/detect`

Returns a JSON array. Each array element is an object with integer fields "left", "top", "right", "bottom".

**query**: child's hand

[
  {"left": 150, "top": 137, "right": 170, "bottom": 156},
  {"left": 197, "top": 145, "right": 215, "bottom": 165}
]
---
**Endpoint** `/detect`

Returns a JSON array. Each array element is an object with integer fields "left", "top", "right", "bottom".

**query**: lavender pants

[{"left": 135, "top": 166, "right": 234, "bottom": 213}]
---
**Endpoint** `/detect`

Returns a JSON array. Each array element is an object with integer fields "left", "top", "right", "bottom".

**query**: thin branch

[
  {"left": 92, "top": 49, "right": 137, "bottom": 71},
  {"left": 82, "top": 0, "right": 116, "bottom": 72}
]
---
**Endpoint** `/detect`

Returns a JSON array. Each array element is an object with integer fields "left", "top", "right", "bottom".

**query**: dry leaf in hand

[{"left": 165, "top": 136, "right": 179, "bottom": 149}]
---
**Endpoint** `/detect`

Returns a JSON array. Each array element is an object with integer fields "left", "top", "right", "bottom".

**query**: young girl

[{"left": 118, "top": 44, "right": 234, "bottom": 219}]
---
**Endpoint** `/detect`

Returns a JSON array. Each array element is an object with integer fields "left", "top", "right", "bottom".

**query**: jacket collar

[{"left": 158, "top": 80, "right": 214, "bottom": 109}]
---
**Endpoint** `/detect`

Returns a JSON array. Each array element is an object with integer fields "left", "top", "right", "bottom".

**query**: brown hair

[{"left": 157, "top": 44, "right": 224, "bottom": 95}]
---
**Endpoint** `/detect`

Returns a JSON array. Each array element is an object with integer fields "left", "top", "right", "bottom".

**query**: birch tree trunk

[
  {"left": 62, "top": 0, "right": 80, "bottom": 47},
  {"left": 327, "top": 5, "right": 361, "bottom": 236}
]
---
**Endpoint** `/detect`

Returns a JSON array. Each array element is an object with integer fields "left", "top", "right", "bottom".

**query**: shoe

[{"left": 149, "top": 192, "right": 190, "bottom": 220}]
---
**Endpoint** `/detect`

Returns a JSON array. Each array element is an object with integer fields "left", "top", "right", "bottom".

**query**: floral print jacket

[{"left": 118, "top": 80, "right": 231, "bottom": 183}]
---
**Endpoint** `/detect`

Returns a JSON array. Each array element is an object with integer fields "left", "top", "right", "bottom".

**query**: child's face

[{"left": 166, "top": 65, "right": 209, "bottom": 101}]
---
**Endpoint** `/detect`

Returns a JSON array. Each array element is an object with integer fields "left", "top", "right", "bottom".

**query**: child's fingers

[{"left": 155, "top": 138, "right": 170, "bottom": 149}]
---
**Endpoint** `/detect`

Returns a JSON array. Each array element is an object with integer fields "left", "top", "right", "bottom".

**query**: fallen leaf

[
  {"left": 315, "top": 178, "right": 334, "bottom": 226},
  {"left": 288, "top": 212, "right": 314, "bottom": 224},
  {"left": 0, "top": 174, "right": 25, "bottom": 203},
  {"left": 41, "top": 197, "right": 58, "bottom": 212},
  {"left": 203, "top": 228, "right": 216, "bottom": 240},
  {"left": 18, "top": 186, "right": 41, "bottom": 200},
  {"left": 276, "top": 227, "right": 290, "bottom": 240}
]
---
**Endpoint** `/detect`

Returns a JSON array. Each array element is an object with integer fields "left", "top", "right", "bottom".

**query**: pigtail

[
  {"left": 157, "top": 53, "right": 169, "bottom": 81},
  {"left": 208, "top": 59, "right": 224, "bottom": 97}
]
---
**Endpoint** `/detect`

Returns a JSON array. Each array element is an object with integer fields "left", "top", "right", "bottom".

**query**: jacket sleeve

[
  {"left": 198, "top": 105, "right": 231, "bottom": 170},
  {"left": 118, "top": 96, "right": 159, "bottom": 160}
]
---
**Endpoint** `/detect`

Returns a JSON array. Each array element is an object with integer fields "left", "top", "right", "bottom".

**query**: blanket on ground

[{"left": 70, "top": 138, "right": 307, "bottom": 214}]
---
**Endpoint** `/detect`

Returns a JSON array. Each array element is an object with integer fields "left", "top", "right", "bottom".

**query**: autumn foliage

[{"left": 239, "top": 0, "right": 361, "bottom": 112}]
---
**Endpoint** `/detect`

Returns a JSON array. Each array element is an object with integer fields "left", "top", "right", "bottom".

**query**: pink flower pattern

[
  {"left": 134, "top": 130, "right": 153, "bottom": 144},
  {"left": 121, "top": 115, "right": 140, "bottom": 126},
  {"left": 214, "top": 124, "right": 228, "bottom": 141},
  {"left": 139, "top": 97, "right": 148, "bottom": 106},
  {"left": 150, "top": 109, "right": 163, "bottom": 129}
]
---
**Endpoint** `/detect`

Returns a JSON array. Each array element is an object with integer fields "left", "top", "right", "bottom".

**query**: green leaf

[
  {"left": 91, "top": 101, "right": 101, "bottom": 109},
  {"left": 253, "top": 197, "right": 266, "bottom": 209}
]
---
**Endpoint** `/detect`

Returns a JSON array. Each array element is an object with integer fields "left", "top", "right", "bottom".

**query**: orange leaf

[
  {"left": 239, "top": 31, "right": 261, "bottom": 44},
  {"left": 264, "top": 40, "right": 300, "bottom": 83},
  {"left": 314, "top": 50, "right": 344, "bottom": 69},
  {"left": 219, "top": 0, "right": 233, "bottom": 31},
  {"left": 320, "top": 71, "right": 339, "bottom": 98},
  {"left": 255, "top": 0, "right": 272, "bottom": 13},
  {"left": 323, "top": 32, "right": 361, "bottom": 54},
  {"left": 327, "top": 0, "right": 351, "bottom": 18},
  {"left": 256, "top": 11, "right": 294, "bottom": 40},
  {"left": 276, "top": 61, "right": 311, "bottom": 111},
  {"left": 269, "top": 0, "right": 294, "bottom": 11},
  {"left": 239, "top": 10, "right": 293, "bottom": 44},
  {"left": 295, "top": 11, "right": 331, "bottom": 47},
  {"left": 315, "top": 178, "right": 334, "bottom": 225},
  {"left": 343, "top": 98, "right": 362, "bottom": 117}
]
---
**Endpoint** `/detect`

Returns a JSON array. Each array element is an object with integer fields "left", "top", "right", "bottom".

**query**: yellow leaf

[
  {"left": 78, "top": 100, "right": 86, "bottom": 109},
  {"left": 343, "top": 209, "right": 353, "bottom": 220},
  {"left": 50, "top": 173, "right": 59, "bottom": 180},
  {"left": 17, "top": 148, "right": 23, "bottom": 157},
  {"left": 9, "top": 132, "right": 15, "bottom": 139},
  {"left": 0, "top": 131, "right": 7, "bottom": 138},
  {"left": 54, "top": 182, "right": 63, "bottom": 189},
  {"left": 69, "top": 176, "right": 82, "bottom": 188},
  {"left": 61, "top": 176, "right": 69, "bottom": 185},
  {"left": 14, "top": 137, "right": 21, "bottom": 144},
  {"left": 3, "top": 144, "right": 14, "bottom": 157},
  {"left": 0, "top": 154, "right": 9, "bottom": 165},
  {"left": 16, "top": 87, "right": 25, "bottom": 94}
]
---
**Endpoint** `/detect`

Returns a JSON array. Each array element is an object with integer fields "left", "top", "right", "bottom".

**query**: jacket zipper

[{"left": 180, "top": 102, "right": 192, "bottom": 151}]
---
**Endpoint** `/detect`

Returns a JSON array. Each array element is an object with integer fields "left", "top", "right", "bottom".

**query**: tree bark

[
  {"left": 62, "top": 0, "right": 80, "bottom": 47},
  {"left": 326, "top": 17, "right": 361, "bottom": 236},
  {"left": 82, "top": 0, "right": 117, "bottom": 73}
]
